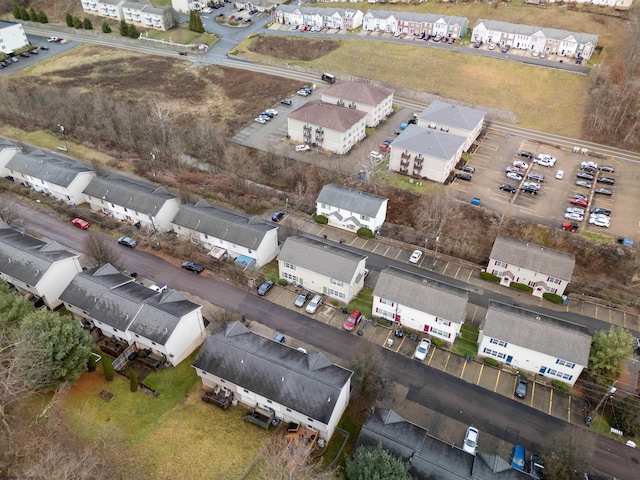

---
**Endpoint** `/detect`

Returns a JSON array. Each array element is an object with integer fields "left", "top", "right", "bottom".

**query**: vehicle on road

[
  {"left": 462, "top": 426, "right": 479, "bottom": 455},
  {"left": 295, "top": 145, "right": 310, "bottom": 152},
  {"left": 499, "top": 184, "right": 517, "bottom": 193},
  {"left": 595, "top": 187, "right": 613, "bottom": 196},
  {"left": 409, "top": 250, "right": 423, "bottom": 264},
  {"left": 414, "top": 338, "right": 431, "bottom": 361},
  {"left": 514, "top": 375, "right": 528, "bottom": 398},
  {"left": 271, "top": 211, "right": 285, "bottom": 222},
  {"left": 117, "top": 236, "right": 137, "bottom": 248},
  {"left": 511, "top": 445, "right": 526, "bottom": 471},
  {"left": 178, "top": 51, "right": 187, "bottom": 56},
  {"left": 343, "top": 309, "right": 363, "bottom": 332},
  {"left": 181, "top": 261, "right": 204, "bottom": 273},
  {"left": 48, "top": 36, "right": 62, "bottom": 42},
  {"left": 257, "top": 280, "right": 274, "bottom": 296},
  {"left": 306, "top": 294, "right": 323, "bottom": 314},
  {"left": 71, "top": 217, "right": 89, "bottom": 229},
  {"left": 294, "top": 290, "right": 310, "bottom": 308}
]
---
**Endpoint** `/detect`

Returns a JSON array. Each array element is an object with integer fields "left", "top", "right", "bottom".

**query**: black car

[
  {"left": 527, "top": 173, "right": 545, "bottom": 182},
  {"left": 272, "top": 211, "right": 285, "bottom": 222},
  {"left": 19, "top": 52, "right": 29, "bottom": 58},
  {"left": 30, "top": 49, "right": 38, "bottom": 55},
  {"left": 257, "top": 280, "right": 274, "bottom": 296},
  {"left": 500, "top": 184, "right": 517, "bottom": 193},
  {"left": 501, "top": 44, "right": 511, "bottom": 53},
  {"left": 597, "top": 177, "right": 615, "bottom": 185},
  {"left": 521, "top": 185, "right": 538, "bottom": 195},
  {"left": 590, "top": 207, "right": 611, "bottom": 216},
  {"left": 383, "top": 139, "right": 393, "bottom": 146},
  {"left": 599, "top": 165, "right": 615, "bottom": 173},
  {"left": 40, "top": 45, "right": 49, "bottom": 50},
  {"left": 178, "top": 51, "right": 187, "bottom": 56},
  {"left": 514, "top": 375, "right": 528, "bottom": 398},
  {"left": 473, "top": 40, "right": 482, "bottom": 48},
  {"left": 518, "top": 151, "right": 533, "bottom": 159},
  {"left": 455, "top": 173, "right": 472, "bottom": 182},
  {"left": 576, "top": 172, "right": 594, "bottom": 180},
  {"left": 595, "top": 187, "right": 613, "bottom": 196},
  {"left": 181, "top": 261, "right": 204, "bottom": 273},
  {"left": 280, "top": 99, "right": 292, "bottom": 106},
  {"left": 117, "top": 236, "right": 137, "bottom": 248},
  {"left": 461, "top": 165, "right": 476, "bottom": 173}
]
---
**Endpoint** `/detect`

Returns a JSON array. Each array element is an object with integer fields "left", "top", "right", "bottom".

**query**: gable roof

[
  {"left": 358, "top": 408, "right": 530, "bottom": 480},
  {"left": 374, "top": 267, "right": 468, "bottom": 323},
  {"left": 391, "top": 124, "right": 466, "bottom": 160},
  {"left": 277, "top": 4, "right": 360, "bottom": 19},
  {"left": 288, "top": 100, "right": 368, "bottom": 133},
  {"left": 83, "top": 173, "right": 177, "bottom": 216},
  {"left": 490, "top": 236, "right": 575, "bottom": 281},
  {"left": 322, "top": 81, "right": 393, "bottom": 107},
  {"left": 364, "top": 9, "right": 467, "bottom": 26},
  {"left": 278, "top": 236, "right": 367, "bottom": 283},
  {"left": 474, "top": 18, "right": 598, "bottom": 45},
  {"left": 0, "top": 227, "right": 77, "bottom": 285},
  {"left": 6, "top": 149, "right": 93, "bottom": 187},
  {"left": 171, "top": 200, "right": 276, "bottom": 250},
  {"left": 417, "top": 100, "right": 485, "bottom": 131},
  {"left": 316, "top": 184, "right": 387, "bottom": 218},
  {"left": 193, "top": 322, "right": 352, "bottom": 424},
  {"left": 482, "top": 301, "right": 591, "bottom": 365}
]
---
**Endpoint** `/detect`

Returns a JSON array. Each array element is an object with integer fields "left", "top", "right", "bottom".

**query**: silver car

[{"left": 506, "top": 172, "right": 523, "bottom": 181}]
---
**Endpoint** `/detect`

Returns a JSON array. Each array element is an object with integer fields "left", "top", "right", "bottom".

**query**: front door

[
  {"left": 539, "top": 367, "right": 547, "bottom": 374},
  {"left": 506, "top": 355, "right": 513, "bottom": 364}
]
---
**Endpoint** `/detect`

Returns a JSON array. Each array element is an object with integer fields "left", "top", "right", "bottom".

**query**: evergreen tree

[
  {"left": 37, "top": 10, "right": 48, "bottom": 23},
  {"left": 19, "top": 7, "right": 28, "bottom": 20},
  {"left": 190, "top": 11, "right": 204, "bottom": 33},
  {"left": 127, "top": 23, "right": 139, "bottom": 38},
  {"left": 73, "top": 16, "right": 83, "bottom": 29},
  {"left": 119, "top": 19, "right": 128, "bottom": 36},
  {"left": 345, "top": 443, "right": 413, "bottom": 480},
  {"left": 129, "top": 368, "right": 138, "bottom": 392},
  {"left": 188, "top": 10, "right": 194, "bottom": 30},
  {"left": 83, "top": 17, "right": 93, "bottom": 29},
  {"left": 29, "top": 7, "right": 36, "bottom": 20},
  {"left": 102, "top": 357, "right": 115, "bottom": 381},
  {"left": 102, "top": 21, "right": 112, "bottom": 33},
  {"left": 12, "top": 4, "right": 21, "bottom": 19},
  {"left": 66, "top": 12, "right": 74, "bottom": 27}
]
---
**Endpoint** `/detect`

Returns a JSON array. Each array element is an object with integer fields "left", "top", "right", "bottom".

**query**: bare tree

[
  {"left": 348, "top": 341, "right": 385, "bottom": 396},
  {"left": 413, "top": 187, "right": 452, "bottom": 249},
  {"left": 0, "top": 195, "right": 22, "bottom": 228},
  {"left": 358, "top": 153, "right": 385, "bottom": 186},
  {"left": 82, "top": 233, "right": 120, "bottom": 268},
  {"left": 544, "top": 426, "right": 595, "bottom": 480}
]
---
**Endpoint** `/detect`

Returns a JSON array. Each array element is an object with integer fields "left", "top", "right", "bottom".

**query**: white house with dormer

[
  {"left": 362, "top": 10, "right": 468, "bottom": 39},
  {"left": 416, "top": 101, "right": 485, "bottom": 152},
  {"left": 478, "top": 301, "right": 590, "bottom": 386},
  {"left": 316, "top": 184, "right": 388, "bottom": 234},
  {"left": 274, "top": 5, "right": 363, "bottom": 30},
  {"left": 373, "top": 266, "right": 468, "bottom": 343}
]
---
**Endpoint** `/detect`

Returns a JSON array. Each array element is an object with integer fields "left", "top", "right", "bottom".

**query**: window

[
  {"left": 244, "top": 389, "right": 248, "bottom": 393},
  {"left": 360, "top": 214, "right": 370, "bottom": 221},
  {"left": 547, "top": 277, "right": 561, "bottom": 285},
  {"left": 379, "top": 298, "right": 394, "bottom": 307},
  {"left": 490, "top": 338, "right": 507, "bottom": 347},
  {"left": 495, "top": 260, "right": 507, "bottom": 268},
  {"left": 328, "top": 289, "right": 345, "bottom": 299},
  {"left": 431, "top": 327, "right": 450, "bottom": 338},
  {"left": 267, "top": 400, "right": 272, "bottom": 404},
  {"left": 483, "top": 348, "right": 506, "bottom": 359},
  {"left": 307, "top": 418, "right": 314, "bottom": 423},
  {"left": 331, "top": 278, "right": 343, "bottom": 287},
  {"left": 282, "top": 272, "right": 298, "bottom": 283},
  {"left": 547, "top": 369, "right": 572, "bottom": 381},
  {"left": 284, "top": 262, "right": 296, "bottom": 270},
  {"left": 556, "top": 359, "right": 575, "bottom": 369},
  {"left": 286, "top": 408, "right": 291, "bottom": 412},
  {"left": 435, "top": 318, "right": 451, "bottom": 327}
]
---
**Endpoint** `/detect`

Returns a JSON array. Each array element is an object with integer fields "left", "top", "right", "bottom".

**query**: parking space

[
  {"left": 444, "top": 353, "right": 465, "bottom": 378},
  {"left": 496, "top": 369, "right": 518, "bottom": 397},
  {"left": 1, "top": 37, "right": 72, "bottom": 78},
  {"left": 530, "top": 382, "right": 552, "bottom": 413},
  {"left": 550, "top": 389, "right": 571, "bottom": 421},
  {"left": 460, "top": 358, "right": 482, "bottom": 383},
  {"left": 427, "top": 348, "right": 448, "bottom": 370},
  {"left": 477, "top": 364, "right": 500, "bottom": 391}
]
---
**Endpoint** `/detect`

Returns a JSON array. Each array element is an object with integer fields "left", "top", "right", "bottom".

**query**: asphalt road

[{"left": 14, "top": 201, "right": 640, "bottom": 479}]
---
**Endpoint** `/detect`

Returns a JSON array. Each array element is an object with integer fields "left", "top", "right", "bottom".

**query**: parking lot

[{"left": 1, "top": 36, "right": 76, "bottom": 78}]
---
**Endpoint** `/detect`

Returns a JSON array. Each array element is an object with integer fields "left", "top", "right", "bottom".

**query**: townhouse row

[{"left": 80, "top": 0, "right": 174, "bottom": 31}]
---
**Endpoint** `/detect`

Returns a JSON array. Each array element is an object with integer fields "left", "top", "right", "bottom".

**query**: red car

[
  {"left": 71, "top": 217, "right": 90, "bottom": 229},
  {"left": 570, "top": 198, "right": 588, "bottom": 207},
  {"left": 343, "top": 309, "right": 363, "bottom": 332},
  {"left": 379, "top": 144, "right": 391, "bottom": 152}
]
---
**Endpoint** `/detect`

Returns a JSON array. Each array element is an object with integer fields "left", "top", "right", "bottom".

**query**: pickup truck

[{"left": 343, "top": 309, "right": 364, "bottom": 332}]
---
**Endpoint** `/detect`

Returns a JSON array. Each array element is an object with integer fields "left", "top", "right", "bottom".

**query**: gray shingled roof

[
  {"left": 278, "top": 236, "right": 367, "bottom": 283},
  {"left": 357, "top": 408, "right": 530, "bottom": 480},
  {"left": 417, "top": 100, "right": 485, "bottom": 131},
  {"left": 288, "top": 100, "right": 368, "bottom": 133},
  {"left": 277, "top": 4, "right": 360, "bottom": 18},
  {"left": 172, "top": 200, "right": 276, "bottom": 250},
  {"left": 323, "top": 81, "right": 393, "bottom": 107},
  {"left": 482, "top": 301, "right": 591, "bottom": 365},
  {"left": 60, "top": 264, "right": 200, "bottom": 342},
  {"left": 6, "top": 150, "right": 93, "bottom": 188},
  {"left": 364, "top": 9, "right": 467, "bottom": 27},
  {"left": 98, "top": 0, "right": 123, "bottom": 5},
  {"left": 474, "top": 18, "right": 598, "bottom": 45},
  {"left": 83, "top": 173, "right": 177, "bottom": 216},
  {"left": 0, "top": 227, "right": 77, "bottom": 286},
  {"left": 391, "top": 124, "right": 466, "bottom": 160},
  {"left": 490, "top": 236, "right": 575, "bottom": 281},
  {"left": 316, "top": 184, "right": 387, "bottom": 218},
  {"left": 374, "top": 267, "right": 468, "bottom": 323},
  {"left": 193, "top": 322, "right": 352, "bottom": 424}
]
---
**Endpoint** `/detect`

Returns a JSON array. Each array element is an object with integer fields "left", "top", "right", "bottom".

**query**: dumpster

[{"left": 470, "top": 197, "right": 481, "bottom": 206}]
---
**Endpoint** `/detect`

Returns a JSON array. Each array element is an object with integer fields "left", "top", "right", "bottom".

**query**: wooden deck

[{"left": 284, "top": 424, "right": 319, "bottom": 465}]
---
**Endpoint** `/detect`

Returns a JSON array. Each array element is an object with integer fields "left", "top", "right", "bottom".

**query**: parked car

[
  {"left": 409, "top": 250, "right": 423, "bottom": 264},
  {"left": 595, "top": 187, "right": 613, "bottom": 196},
  {"left": 460, "top": 165, "right": 476, "bottom": 173},
  {"left": 294, "top": 290, "right": 310, "bottom": 307},
  {"left": 254, "top": 117, "right": 267, "bottom": 124},
  {"left": 564, "top": 212, "right": 584, "bottom": 221},
  {"left": 555, "top": 170, "right": 564, "bottom": 180},
  {"left": 297, "top": 89, "right": 310, "bottom": 96},
  {"left": 414, "top": 338, "right": 431, "bottom": 361},
  {"left": 295, "top": 144, "right": 310, "bottom": 152},
  {"left": 379, "top": 144, "right": 391, "bottom": 152},
  {"left": 572, "top": 193, "right": 588, "bottom": 200},
  {"left": 533, "top": 154, "right": 555, "bottom": 167},
  {"left": 513, "top": 160, "right": 529, "bottom": 170},
  {"left": 39, "top": 45, "right": 49, "bottom": 50},
  {"left": 19, "top": 52, "right": 29, "bottom": 58},
  {"left": 71, "top": 217, "right": 90, "bottom": 229},
  {"left": 511, "top": 446, "right": 526, "bottom": 471},
  {"left": 181, "top": 261, "right": 204, "bottom": 273},
  {"left": 280, "top": 99, "right": 292, "bottom": 106},
  {"left": 257, "top": 280, "right": 274, "bottom": 296},
  {"left": 571, "top": 197, "right": 588, "bottom": 207},
  {"left": 566, "top": 207, "right": 585, "bottom": 215},
  {"left": 499, "top": 184, "right": 517, "bottom": 193},
  {"left": 597, "top": 177, "right": 615, "bottom": 185},
  {"left": 576, "top": 180, "right": 592, "bottom": 189},
  {"left": 306, "top": 294, "right": 323, "bottom": 314},
  {"left": 271, "top": 211, "right": 285, "bottom": 222},
  {"left": 30, "top": 49, "right": 38, "bottom": 55},
  {"left": 599, "top": 165, "right": 615, "bottom": 173},
  {"left": 562, "top": 221, "right": 579, "bottom": 232},
  {"left": 505, "top": 167, "right": 522, "bottom": 175},
  {"left": 370, "top": 151, "right": 384, "bottom": 160},
  {"left": 514, "top": 375, "right": 528, "bottom": 398},
  {"left": 178, "top": 51, "right": 187, "bottom": 56},
  {"left": 581, "top": 161, "right": 598, "bottom": 169},
  {"left": 455, "top": 173, "right": 472, "bottom": 181},
  {"left": 149, "top": 283, "right": 168, "bottom": 293},
  {"left": 462, "top": 426, "right": 479, "bottom": 455},
  {"left": 539, "top": 52, "right": 547, "bottom": 59},
  {"left": 343, "top": 309, "right": 364, "bottom": 332},
  {"left": 506, "top": 172, "right": 523, "bottom": 181},
  {"left": 517, "top": 151, "right": 533, "bottom": 159},
  {"left": 522, "top": 182, "right": 540, "bottom": 191},
  {"left": 473, "top": 40, "right": 482, "bottom": 48},
  {"left": 530, "top": 454, "right": 545, "bottom": 480},
  {"left": 501, "top": 44, "right": 511, "bottom": 53},
  {"left": 521, "top": 185, "right": 538, "bottom": 195},
  {"left": 527, "top": 173, "right": 544, "bottom": 182},
  {"left": 274, "top": 333, "right": 286, "bottom": 344},
  {"left": 264, "top": 109, "right": 278, "bottom": 116},
  {"left": 576, "top": 172, "right": 594, "bottom": 181},
  {"left": 488, "top": 43, "right": 496, "bottom": 50},
  {"left": 590, "top": 207, "right": 611, "bottom": 216},
  {"left": 117, "top": 236, "right": 137, "bottom": 248},
  {"left": 589, "top": 215, "right": 611, "bottom": 227}
]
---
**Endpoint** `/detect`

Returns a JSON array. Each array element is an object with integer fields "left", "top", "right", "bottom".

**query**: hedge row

[
  {"left": 479, "top": 271, "right": 500, "bottom": 283},
  {"left": 543, "top": 292, "right": 563, "bottom": 304},
  {"left": 314, "top": 215, "right": 328, "bottom": 224},
  {"left": 510, "top": 282, "right": 534, "bottom": 293}
]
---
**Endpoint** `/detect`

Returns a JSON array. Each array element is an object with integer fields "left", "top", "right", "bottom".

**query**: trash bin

[
  {"left": 386, "top": 339, "right": 394, "bottom": 348},
  {"left": 470, "top": 197, "right": 481, "bottom": 206}
]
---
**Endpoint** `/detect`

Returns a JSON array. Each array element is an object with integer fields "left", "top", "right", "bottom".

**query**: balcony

[
  {"left": 400, "top": 158, "right": 410, "bottom": 166},
  {"left": 400, "top": 151, "right": 411, "bottom": 160},
  {"left": 399, "top": 166, "right": 409, "bottom": 173},
  {"left": 414, "top": 162, "right": 422, "bottom": 169}
]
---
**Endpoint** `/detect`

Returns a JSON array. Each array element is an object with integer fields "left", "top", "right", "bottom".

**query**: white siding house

[
  {"left": 389, "top": 124, "right": 466, "bottom": 183},
  {"left": 0, "top": 139, "right": 21, "bottom": 176},
  {"left": 372, "top": 267, "right": 468, "bottom": 343},
  {"left": 478, "top": 301, "right": 591, "bottom": 386},
  {"left": 81, "top": 0, "right": 99, "bottom": 13},
  {"left": 121, "top": 2, "right": 173, "bottom": 30},
  {"left": 321, "top": 81, "right": 394, "bottom": 128},
  {"left": 171, "top": 0, "right": 203, "bottom": 13},
  {"left": 83, "top": 173, "right": 180, "bottom": 232},
  {"left": 416, "top": 101, "right": 485, "bottom": 152},
  {"left": 0, "top": 20, "right": 29, "bottom": 55},
  {"left": 193, "top": 321, "right": 353, "bottom": 440},
  {"left": 316, "top": 184, "right": 388, "bottom": 234},
  {"left": 60, "top": 264, "right": 206, "bottom": 366},
  {"left": 97, "top": 0, "right": 125, "bottom": 19},
  {"left": 277, "top": 236, "right": 367, "bottom": 303},
  {"left": 0, "top": 223, "right": 82, "bottom": 309},
  {"left": 287, "top": 100, "right": 367, "bottom": 155},
  {"left": 362, "top": 10, "right": 468, "bottom": 39},
  {"left": 488, "top": 236, "right": 575, "bottom": 297},
  {"left": 4, "top": 150, "right": 95, "bottom": 206},
  {"left": 275, "top": 5, "right": 363, "bottom": 30},
  {"left": 171, "top": 200, "right": 279, "bottom": 268}
]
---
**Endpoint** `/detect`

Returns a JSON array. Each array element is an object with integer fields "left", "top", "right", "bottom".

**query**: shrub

[
  {"left": 83, "top": 17, "right": 93, "bottom": 30},
  {"left": 551, "top": 380, "right": 569, "bottom": 392},
  {"left": 102, "top": 21, "right": 112, "bottom": 33},
  {"left": 129, "top": 367, "right": 138, "bottom": 392},
  {"left": 510, "top": 282, "right": 534, "bottom": 293},
  {"left": 66, "top": 12, "right": 74, "bottom": 27},
  {"left": 483, "top": 357, "right": 499, "bottom": 367},
  {"left": 314, "top": 215, "right": 328, "bottom": 224},
  {"left": 37, "top": 10, "right": 48, "bottom": 23},
  {"left": 127, "top": 24, "right": 139, "bottom": 38},
  {"left": 87, "top": 358, "right": 97, "bottom": 372},
  {"left": 431, "top": 337, "right": 446, "bottom": 348},
  {"left": 102, "top": 358, "right": 115, "bottom": 381},
  {"left": 479, "top": 271, "right": 500, "bottom": 283},
  {"left": 543, "top": 292, "right": 563, "bottom": 304},
  {"left": 73, "top": 16, "right": 83, "bottom": 29},
  {"left": 357, "top": 227, "right": 374, "bottom": 238},
  {"left": 277, "top": 278, "right": 288, "bottom": 286}
]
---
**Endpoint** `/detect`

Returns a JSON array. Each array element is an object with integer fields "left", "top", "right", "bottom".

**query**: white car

[
  {"left": 297, "top": 89, "right": 310, "bottom": 96},
  {"left": 201, "top": 7, "right": 212, "bottom": 13},
  {"left": 488, "top": 43, "right": 496, "bottom": 50},
  {"left": 506, "top": 172, "right": 523, "bottom": 181},
  {"left": 555, "top": 170, "right": 564, "bottom": 180},
  {"left": 566, "top": 207, "right": 585, "bottom": 215},
  {"left": 370, "top": 151, "right": 384, "bottom": 160},
  {"left": 47, "top": 36, "right": 61, "bottom": 42},
  {"left": 264, "top": 109, "right": 278, "bottom": 116},
  {"left": 589, "top": 216, "right": 610, "bottom": 228},
  {"left": 254, "top": 117, "right": 267, "bottom": 124},
  {"left": 305, "top": 295, "right": 323, "bottom": 314},
  {"left": 409, "top": 250, "right": 423, "bottom": 264},
  {"left": 581, "top": 161, "right": 598, "bottom": 169},
  {"left": 534, "top": 154, "right": 556, "bottom": 167},
  {"left": 414, "top": 338, "right": 431, "bottom": 361},
  {"left": 295, "top": 144, "right": 310, "bottom": 152},
  {"left": 512, "top": 160, "right": 529, "bottom": 170},
  {"left": 462, "top": 427, "right": 479, "bottom": 455},
  {"left": 394, "top": 31, "right": 402, "bottom": 37},
  {"left": 564, "top": 212, "right": 584, "bottom": 221}
]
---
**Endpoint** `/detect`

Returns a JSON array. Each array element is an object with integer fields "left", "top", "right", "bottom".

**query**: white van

[{"left": 306, "top": 295, "right": 323, "bottom": 314}]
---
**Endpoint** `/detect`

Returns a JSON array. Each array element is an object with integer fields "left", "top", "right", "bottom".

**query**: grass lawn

[
  {"left": 260, "top": 261, "right": 280, "bottom": 282},
  {"left": 63, "top": 354, "right": 270, "bottom": 479},
  {"left": 146, "top": 25, "right": 218, "bottom": 47},
  {"left": 452, "top": 323, "right": 480, "bottom": 358},
  {"left": 348, "top": 287, "right": 373, "bottom": 318},
  {"left": 581, "top": 231, "right": 614, "bottom": 243},
  {"left": 377, "top": 169, "right": 434, "bottom": 195}
]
